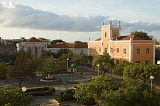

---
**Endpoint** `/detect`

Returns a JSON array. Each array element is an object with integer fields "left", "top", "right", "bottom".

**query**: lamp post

[
  {"left": 22, "top": 87, "right": 27, "bottom": 92},
  {"left": 67, "top": 58, "right": 69, "bottom": 72},
  {"left": 150, "top": 76, "right": 154, "bottom": 91},
  {"left": 97, "top": 64, "right": 100, "bottom": 76}
]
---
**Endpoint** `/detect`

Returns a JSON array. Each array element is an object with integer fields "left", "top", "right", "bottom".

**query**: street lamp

[
  {"left": 67, "top": 58, "right": 69, "bottom": 72},
  {"left": 97, "top": 64, "right": 100, "bottom": 76},
  {"left": 150, "top": 76, "right": 154, "bottom": 91},
  {"left": 22, "top": 87, "right": 27, "bottom": 92}
]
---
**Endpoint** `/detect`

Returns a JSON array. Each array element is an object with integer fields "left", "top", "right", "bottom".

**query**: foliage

[
  {"left": 0, "top": 85, "right": 33, "bottom": 106},
  {"left": 74, "top": 76, "right": 119, "bottom": 105},
  {"left": 72, "top": 54, "right": 88, "bottom": 64},
  {"left": 41, "top": 51, "right": 56, "bottom": 58},
  {"left": 131, "top": 31, "right": 153, "bottom": 40},
  {"left": 123, "top": 63, "right": 160, "bottom": 83},
  {"left": 74, "top": 76, "right": 160, "bottom": 106},
  {"left": 54, "top": 89, "right": 76, "bottom": 103},
  {"left": 113, "top": 60, "right": 130, "bottom": 75},
  {"left": 37, "top": 56, "right": 61, "bottom": 76},
  {"left": 0, "top": 62, "right": 7, "bottom": 80},
  {"left": 92, "top": 53, "right": 114, "bottom": 74},
  {"left": 6, "top": 51, "right": 39, "bottom": 87},
  {"left": 51, "top": 39, "right": 65, "bottom": 44},
  {"left": 97, "top": 81, "right": 159, "bottom": 106},
  {"left": 60, "top": 50, "right": 74, "bottom": 61}
]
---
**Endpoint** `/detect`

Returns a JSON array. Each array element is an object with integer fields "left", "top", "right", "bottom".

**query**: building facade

[
  {"left": 47, "top": 41, "right": 88, "bottom": 55},
  {"left": 88, "top": 21, "right": 155, "bottom": 64},
  {"left": 16, "top": 37, "right": 48, "bottom": 56}
]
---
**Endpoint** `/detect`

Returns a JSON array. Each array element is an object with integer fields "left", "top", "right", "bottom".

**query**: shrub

[
  {"left": 54, "top": 89, "right": 76, "bottom": 103},
  {"left": 26, "top": 86, "right": 49, "bottom": 92}
]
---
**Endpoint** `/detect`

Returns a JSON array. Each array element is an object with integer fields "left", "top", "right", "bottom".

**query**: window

[
  {"left": 136, "top": 61, "right": 141, "bottom": 64},
  {"left": 146, "top": 48, "right": 149, "bottom": 54},
  {"left": 110, "top": 48, "right": 113, "bottom": 53},
  {"left": 123, "top": 48, "right": 126, "bottom": 54},
  {"left": 105, "top": 32, "right": 107, "bottom": 37},
  {"left": 116, "top": 60, "right": 119, "bottom": 64},
  {"left": 137, "top": 49, "right": 140, "bottom": 54},
  {"left": 114, "top": 32, "right": 116, "bottom": 37},
  {"left": 41, "top": 47, "right": 43, "bottom": 52},
  {"left": 116, "top": 48, "right": 119, "bottom": 53},
  {"left": 99, "top": 47, "right": 101, "bottom": 52},
  {"left": 35, "top": 47, "right": 38, "bottom": 53},
  {"left": 105, "top": 48, "right": 107, "bottom": 52},
  {"left": 29, "top": 47, "right": 31, "bottom": 52},
  {"left": 145, "top": 61, "right": 149, "bottom": 63},
  {"left": 90, "top": 47, "right": 92, "bottom": 52},
  {"left": 94, "top": 47, "right": 96, "bottom": 52}
]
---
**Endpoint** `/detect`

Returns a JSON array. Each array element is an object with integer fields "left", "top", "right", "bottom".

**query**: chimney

[
  {"left": 118, "top": 21, "right": 120, "bottom": 27},
  {"left": 110, "top": 20, "right": 112, "bottom": 26},
  {"left": 102, "top": 22, "right": 104, "bottom": 26}
]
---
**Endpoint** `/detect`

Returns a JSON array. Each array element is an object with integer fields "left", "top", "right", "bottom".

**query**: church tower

[{"left": 101, "top": 21, "right": 121, "bottom": 53}]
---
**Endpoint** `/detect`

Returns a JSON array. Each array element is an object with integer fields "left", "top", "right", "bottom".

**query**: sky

[{"left": 0, "top": 0, "right": 160, "bottom": 42}]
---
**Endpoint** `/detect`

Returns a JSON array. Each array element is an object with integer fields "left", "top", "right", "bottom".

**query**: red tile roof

[
  {"left": 95, "top": 38, "right": 101, "bottom": 41},
  {"left": 118, "top": 35, "right": 143, "bottom": 40},
  {"left": 26, "top": 37, "right": 41, "bottom": 42},
  {"left": 48, "top": 42, "right": 88, "bottom": 48},
  {"left": 47, "top": 44, "right": 68, "bottom": 48},
  {"left": 0, "top": 45, "right": 17, "bottom": 49},
  {"left": 74, "top": 42, "right": 88, "bottom": 48}
]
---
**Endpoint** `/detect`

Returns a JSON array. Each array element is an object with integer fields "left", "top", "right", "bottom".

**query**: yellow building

[{"left": 88, "top": 21, "right": 155, "bottom": 64}]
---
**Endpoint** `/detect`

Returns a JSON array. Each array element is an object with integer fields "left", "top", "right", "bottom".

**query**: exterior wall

[
  {"left": 72, "top": 48, "right": 88, "bottom": 55},
  {"left": 88, "top": 41, "right": 102, "bottom": 56},
  {"left": 0, "top": 46, "right": 17, "bottom": 56},
  {"left": 17, "top": 42, "right": 47, "bottom": 56},
  {"left": 132, "top": 41, "right": 154, "bottom": 64},
  {"left": 109, "top": 41, "right": 130, "bottom": 62},
  {"left": 47, "top": 48, "right": 88, "bottom": 55}
]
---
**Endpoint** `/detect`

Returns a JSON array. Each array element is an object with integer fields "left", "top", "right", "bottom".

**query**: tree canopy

[
  {"left": 74, "top": 76, "right": 160, "bottom": 106},
  {"left": 7, "top": 51, "right": 39, "bottom": 87},
  {"left": 131, "top": 31, "right": 153, "bottom": 40},
  {"left": 92, "top": 53, "right": 114, "bottom": 74},
  {"left": 0, "top": 85, "right": 33, "bottom": 106},
  {"left": 51, "top": 39, "right": 66, "bottom": 44},
  {"left": 123, "top": 63, "right": 160, "bottom": 83}
]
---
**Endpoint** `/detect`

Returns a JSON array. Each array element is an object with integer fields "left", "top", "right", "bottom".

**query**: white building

[
  {"left": 16, "top": 37, "right": 48, "bottom": 56},
  {"left": 47, "top": 41, "right": 88, "bottom": 55}
]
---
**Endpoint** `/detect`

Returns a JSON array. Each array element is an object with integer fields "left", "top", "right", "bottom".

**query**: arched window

[
  {"left": 105, "top": 32, "right": 107, "bottom": 37},
  {"left": 114, "top": 32, "right": 116, "bottom": 37}
]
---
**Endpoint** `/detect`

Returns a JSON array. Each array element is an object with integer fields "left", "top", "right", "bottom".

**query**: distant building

[
  {"left": 47, "top": 41, "right": 88, "bottom": 55},
  {"left": 16, "top": 37, "right": 48, "bottom": 56},
  {"left": 88, "top": 21, "right": 155, "bottom": 64},
  {"left": 0, "top": 45, "right": 17, "bottom": 62}
]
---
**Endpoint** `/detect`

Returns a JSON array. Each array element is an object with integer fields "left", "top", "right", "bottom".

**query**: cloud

[
  {"left": 0, "top": 2, "right": 106, "bottom": 32},
  {"left": 0, "top": 2, "right": 160, "bottom": 40}
]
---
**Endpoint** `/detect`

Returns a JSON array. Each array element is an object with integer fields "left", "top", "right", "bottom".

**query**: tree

[
  {"left": 0, "top": 62, "right": 8, "bottom": 80},
  {"left": 74, "top": 76, "right": 160, "bottom": 106},
  {"left": 0, "top": 85, "right": 33, "bottom": 106},
  {"left": 7, "top": 51, "right": 39, "bottom": 87},
  {"left": 92, "top": 53, "right": 114, "bottom": 74},
  {"left": 51, "top": 39, "right": 65, "bottom": 44},
  {"left": 123, "top": 63, "right": 160, "bottom": 83},
  {"left": 131, "top": 31, "right": 153, "bottom": 40},
  {"left": 41, "top": 51, "right": 56, "bottom": 58},
  {"left": 97, "top": 81, "right": 159, "bottom": 106},
  {"left": 74, "top": 76, "right": 119, "bottom": 105},
  {"left": 37, "top": 56, "right": 61, "bottom": 76},
  {"left": 113, "top": 60, "right": 130, "bottom": 76},
  {"left": 72, "top": 54, "right": 88, "bottom": 64}
]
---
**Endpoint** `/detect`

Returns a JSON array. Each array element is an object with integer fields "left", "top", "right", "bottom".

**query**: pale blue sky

[{"left": 0, "top": 0, "right": 160, "bottom": 42}]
